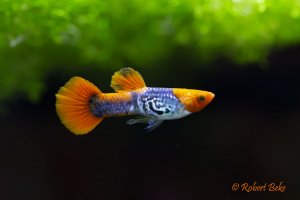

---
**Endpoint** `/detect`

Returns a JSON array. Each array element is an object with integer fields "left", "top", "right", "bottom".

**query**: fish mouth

[{"left": 207, "top": 92, "right": 215, "bottom": 103}]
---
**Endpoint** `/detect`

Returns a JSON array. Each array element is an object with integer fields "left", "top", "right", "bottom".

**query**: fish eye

[{"left": 198, "top": 95, "right": 206, "bottom": 102}]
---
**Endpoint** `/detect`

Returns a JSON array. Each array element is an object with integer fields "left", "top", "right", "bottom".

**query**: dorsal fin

[{"left": 111, "top": 67, "right": 146, "bottom": 92}]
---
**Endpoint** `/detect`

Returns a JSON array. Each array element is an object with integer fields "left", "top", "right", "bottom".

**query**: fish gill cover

[{"left": 0, "top": 0, "right": 300, "bottom": 106}]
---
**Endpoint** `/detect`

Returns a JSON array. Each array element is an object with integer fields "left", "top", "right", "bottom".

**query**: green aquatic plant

[{"left": 0, "top": 0, "right": 300, "bottom": 104}]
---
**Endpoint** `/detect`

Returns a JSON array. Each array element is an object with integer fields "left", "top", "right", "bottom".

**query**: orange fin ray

[
  {"left": 55, "top": 76, "right": 103, "bottom": 135},
  {"left": 111, "top": 67, "right": 146, "bottom": 92}
]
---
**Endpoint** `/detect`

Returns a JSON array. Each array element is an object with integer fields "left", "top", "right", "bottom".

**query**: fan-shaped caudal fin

[
  {"left": 111, "top": 67, "right": 146, "bottom": 92},
  {"left": 55, "top": 76, "right": 103, "bottom": 135}
]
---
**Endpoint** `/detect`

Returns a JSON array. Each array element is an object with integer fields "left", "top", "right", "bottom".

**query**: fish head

[{"left": 173, "top": 88, "right": 215, "bottom": 113}]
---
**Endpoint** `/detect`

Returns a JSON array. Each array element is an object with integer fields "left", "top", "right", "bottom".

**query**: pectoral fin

[
  {"left": 126, "top": 116, "right": 163, "bottom": 132},
  {"left": 144, "top": 119, "right": 163, "bottom": 132}
]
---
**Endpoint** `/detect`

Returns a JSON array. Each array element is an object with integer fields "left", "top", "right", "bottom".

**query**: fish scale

[
  {"left": 91, "top": 97, "right": 133, "bottom": 117},
  {"left": 135, "top": 87, "right": 186, "bottom": 120}
]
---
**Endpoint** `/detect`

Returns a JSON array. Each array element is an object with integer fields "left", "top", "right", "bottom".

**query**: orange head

[{"left": 173, "top": 88, "right": 215, "bottom": 113}]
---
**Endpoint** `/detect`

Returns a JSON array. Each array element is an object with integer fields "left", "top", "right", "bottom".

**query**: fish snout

[
  {"left": 201, "top": 92, "right": 214, "bottom": 106},
  {"left": 209, "top": 92, "right": 215, "bottom": 100}
]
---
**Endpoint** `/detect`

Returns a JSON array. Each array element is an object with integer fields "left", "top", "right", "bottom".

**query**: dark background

[{"left": 1, "top": 46, "right": 299, "bottom": 200}]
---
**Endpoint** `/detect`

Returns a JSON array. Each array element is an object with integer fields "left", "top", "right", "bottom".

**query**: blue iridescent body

[
  {"left": 91, "top": 95, "right": 134, "bottom": 117},
  {"left": 134, "top": 87, "right": 187, "bottom": 119},
  {"left": 91, "top": 87, "right": 191, "bottom": 131}
]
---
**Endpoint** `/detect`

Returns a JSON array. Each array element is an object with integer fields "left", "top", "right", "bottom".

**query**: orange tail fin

[{"left": 55, "top": 76, "right": 103, "bottom": 135}]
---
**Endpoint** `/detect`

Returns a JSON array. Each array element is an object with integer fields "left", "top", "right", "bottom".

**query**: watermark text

[{"left": 232, "top": 181, "right": 286, "bottom": 192}]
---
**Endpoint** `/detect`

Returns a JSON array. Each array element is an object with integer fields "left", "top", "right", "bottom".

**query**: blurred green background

[
  {"left": 1, "top": 0, "right": 300, "bottom": 105},
  {"left": 1, "top": 0, "right": 300, "bottom": 200}
]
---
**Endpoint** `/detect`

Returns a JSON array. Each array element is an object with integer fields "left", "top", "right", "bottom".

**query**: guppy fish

[{"left": 55, "top": 68, "right": 215, "bottom": 135}]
